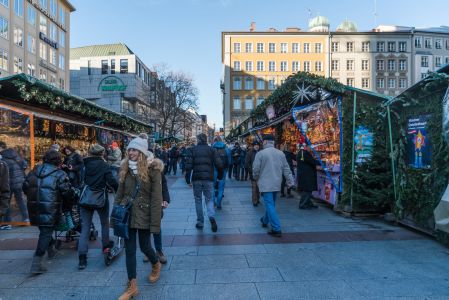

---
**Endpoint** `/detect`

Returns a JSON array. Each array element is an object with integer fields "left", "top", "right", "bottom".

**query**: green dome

[
  {"left": 337, "top": 20, "right": 358, "bottom": 32},
  {"left": 308, "top": 16, "right": 330, "bottom": 31}
]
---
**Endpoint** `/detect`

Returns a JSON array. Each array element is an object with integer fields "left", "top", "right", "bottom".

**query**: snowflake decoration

[{"left": 292, "top": 82, "right": 313, "bottom": 105}]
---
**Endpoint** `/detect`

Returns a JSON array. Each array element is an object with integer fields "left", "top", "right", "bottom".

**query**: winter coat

[
  {"left": 114, "top": 159, "right": 163, "bottom": 233},
  {"left": 240, "top": 149, "right": 247, "bottom": 167},
  {"left": 245, "top": 148, "right": 259, "bottom": 181},
  {"left": 283, "top": 150, "right": 296, "bottom": 172},
  {"left": 231, "top": 147, "right": 242, "bottom": 165},
  {"left": 83, "top": 156, "right": 118, "bottom": 192},
  {"left": 185, "top": 141, "right": 224, "bottom": 182},
  {"left": 1, "top": 148, "right": 27, "bottom": 190},
  {"left": 23, "top": 163, "right": 75, "bottom": 227},
  {"left": 63, "top": 152, "right": 84, "bottom": 188},
  {"left": 169, "top": 147, "right": 179, "bottom": 159},
  {"left": 0, "top": 158, "right": 10, "bottom": 218},
  {"left": 107, "top": 148, "right": 122, "bottom": 168},
  {"left": 161, "top": 173, "right": 170, "bottom": 203},
  {"left": 296, "top": 149, "right": 320, "bottom": 192},
  {"left": 252, "top": 143, "right": 294, "bottom": 193},
  {"left": 160, "top": 151, "right": 169, "bottom": 164},
  {"left": 212, "top": 141, "right": 230, "bottom": 169}
]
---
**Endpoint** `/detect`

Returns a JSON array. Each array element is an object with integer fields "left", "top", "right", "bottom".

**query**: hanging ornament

[{"left": 292, "top": 82, "right": 314, "bottom": 105}]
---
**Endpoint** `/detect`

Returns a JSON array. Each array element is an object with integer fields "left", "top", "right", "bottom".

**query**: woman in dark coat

[
  {"left": 23, "top": 150, "right": 76, "bottom": 274},
  {"left": 62, "top": 145, "right": 84, "bottom": 189},
  {"left": 296, "top": 144, "right": 320, "bottom": 209}
]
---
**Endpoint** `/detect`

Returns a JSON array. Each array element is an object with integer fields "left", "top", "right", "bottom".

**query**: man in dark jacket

[
  {"left": 281, "top": 144, "right": 296, "bottom": 198},
  {"left": 23, "top": 149, "right": 76, "bottom": 274},
  {"left": 0, "top": 155, "right": 10, "bottom": 221},
  {"left": 62, "top": 145, "right": 84, "bottom": 189},
  {"left": 296, "top": 144, "right": 320, "bottom": 209},
  {"left": 245, "top": 141, "right": 261, "bottom": 206},
  {"left": 168, "top": 144, "right": 179, "bottom": 175},
  {"left": 185, "top": 133, "right": 223, "bottom": 232},
  {"left": 231, "top": 142, "right": 242, "bottom": 180},
  {"left": 0, "top": 141, "right": 29, "bottom": 226}
]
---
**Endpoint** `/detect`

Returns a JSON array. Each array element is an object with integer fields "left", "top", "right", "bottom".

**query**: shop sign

[
  {"left": 98, "top": 76, "right": 127, "bottom": 92},
  {"left": 407, "top": 115, "right": 432, "bottom": 169},
  {"left": 354, "top": 126, "right": 373, "bottom": 163},
  {"left": 39, "top": 32, "right": 59, "bottom": 49},
  {"left": 266, "top": 105, "right": 275, "bottom": 120}
]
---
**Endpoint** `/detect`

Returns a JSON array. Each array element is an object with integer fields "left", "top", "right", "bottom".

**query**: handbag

[
  {"left": 79, "top": 185, "right": 106, "bottom": 209},
  {"left": 111, "top": 180, "right": 140, "bottom": 239}
]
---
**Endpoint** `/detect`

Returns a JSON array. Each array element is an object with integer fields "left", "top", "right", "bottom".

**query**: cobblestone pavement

[{"left": 1, "top": 175, "right": 449, "bottom": 299}]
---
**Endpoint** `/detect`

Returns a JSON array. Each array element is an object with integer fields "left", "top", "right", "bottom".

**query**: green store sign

[{"left": 98, "top": 76, "right": 127, "bottom": 92}]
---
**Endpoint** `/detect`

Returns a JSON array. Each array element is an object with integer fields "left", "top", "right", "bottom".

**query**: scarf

[{"left": 128, "top": 160, "right": 138, "bottom": 175}]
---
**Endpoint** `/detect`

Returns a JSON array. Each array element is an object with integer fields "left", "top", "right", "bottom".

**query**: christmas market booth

[
  {"left": 228, "top": 72, "right": 392, "bottom": 213},
  {"left": 384, "top": 65, "right": 449, "bottom": 242}
]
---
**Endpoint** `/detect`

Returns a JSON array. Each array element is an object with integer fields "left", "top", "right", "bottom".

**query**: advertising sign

[
  {"left": 407, "top": 115, "right": 432, "bottom": 169},
  {"left": 98, "top": 76, "right": 127, "bottom": 92},
  {"left": 354, "top": 125, "right": 373, "bottom": 163}
]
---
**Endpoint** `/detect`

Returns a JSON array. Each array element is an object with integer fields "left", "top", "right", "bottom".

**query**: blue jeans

[
  {"left": 193, "top": 180, "right": 214, "bottom": 224},
  {"left": 213, "top": 170, "right": 227, "bottom": 207},
  {"left": 261, "top": 192, "right": 281, "bottom": 232}
]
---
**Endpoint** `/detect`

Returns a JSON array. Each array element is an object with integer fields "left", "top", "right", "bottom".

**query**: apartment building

[{"left": 0, "top": 0, "right": 75, "bottom": 91}]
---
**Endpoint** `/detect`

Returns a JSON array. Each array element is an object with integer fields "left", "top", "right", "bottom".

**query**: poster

[
  {"left": 354, "top": 126, "right": 373, "bottom": 163},
  {"left": 407, "top": 115, "right": 432, "bottom": 169}
]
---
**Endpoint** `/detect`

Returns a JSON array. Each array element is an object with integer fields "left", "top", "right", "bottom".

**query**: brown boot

[
  {"left": 118, "top": 279, "right": 138, "bottom": 300},
  {"left": 149, "top": 261, "right": 161, "bottom": 283}
]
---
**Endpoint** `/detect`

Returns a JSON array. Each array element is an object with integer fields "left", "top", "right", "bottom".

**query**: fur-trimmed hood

[{"left": 149, "top": 158, "right": 164, "bottom": 172}]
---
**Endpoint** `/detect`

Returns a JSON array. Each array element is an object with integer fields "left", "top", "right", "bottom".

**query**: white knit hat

[{"left": 127, "top": 137, "right": 149, "bottom": 157}]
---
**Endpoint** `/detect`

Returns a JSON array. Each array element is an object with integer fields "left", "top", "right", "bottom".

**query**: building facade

[
  {"left": 222, "top": 19, "right": 449, "bottom": 134},
  {"left": 0, "top": 0, "right": 75, "bottom": 90}
]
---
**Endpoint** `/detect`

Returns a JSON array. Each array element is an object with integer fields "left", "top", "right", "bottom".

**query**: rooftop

[{"left": 70, "top": 43, "right": 134, "bottom": 60}]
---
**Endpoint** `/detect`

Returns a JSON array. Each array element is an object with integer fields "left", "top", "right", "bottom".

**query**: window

[
  {"left": 331, "top": 42, "right": 339, "bottom": 52},
  {"left": 256, "top": 78, "right": 265, "bottom": 90},
  {"left": 50, "top": 48, "right": 56, "bottom": 65},
  {"left": 268, "top": 78, "right": 276, "bottom": 90},
  {"left": 39, "top": 0, "right": 47, "bottom": 10},
  {"left": 362, "top": 42, "right": 370, "bottom": 52},
  {"left": 387, "top": 41, "right": 396, "bottom": 52},
  {"left": 27, "top": 34, "right": 35, "bottom": 53},
  {"left": 257, "top": 43, "right": 264, "bottom": 53},
  {"left": 27, "top": 63, "right": 35, "bottom": 76},
  {"left": 331, "top": 60, "right": 339, "bottom": 71},
  {"left": 40, "top": 15, "right": 47, "bottom": 34},
  {"left": 111, "top": 59, "right": 115, "bottom": 74},
  {"left": 232, "top": 76, "right": 241, "bottom": 90},
  {"left": 376, "top": 60, "right": 384, "bottom": 71},
  {"left": 362, "top": 78, "right": 369, "bottom": 89},
  {"left": 39, "top": 43, "right": 47, "bottom": 60},
  {"left": 256, "top": 61, "right": 264, "bottom": 71},
  {"left": 304, "top": 61, "right": 310, "bottom": 72},
  {"left": 59, "top": 30, "right": 65, "bottom": 47},
  {"left": 13, "top": 27, "right": 23, "bottom": 47},
  {"left": 292, "top": 43, "right": 299, "bottom": 53},
  {"left": 268, "top": 61, "right": 275, "bottom": 72},
  {"left": 87, "top": 60, "right": 91, "bottom": 75},
  {"left": 446, "top": 57, "right": 449, "bottom": 64},
  {"left": 425, "top": 38, "right": 432, "bottom": 49},
  {"left": 233, "top": 43, "right": 240, "bottom": 53},
  {"left": 399, "top": 78, "right": 407, "bottom": 89},
  {"left": 39, "top": 69, "right": 46, "bottom": 81},
  {"left": 388, "top": 59, "right": 395, "bottom": 71},
  {"left": 257, "top": 96, "right": 264, "bottom": 106},
  {"left": 435, "top": 56, "right": 442, "bottom": 67},
  {"left": 245, "top": 96, "right": 253, "bottom": 110},
  {"left": 399, "top": 41, "right": 406, "bottom": 52},
  {"left": 315, "top": 43, "right": 322, "bottom": 53},
  {"left": 245, "top": 43, "right": 253, "bottom": 53},
  {"left": 388, "top": 78, "right": 396, "bottom": 89},
  {"left": 120, "top": 59, "right": 128, "bottom": 73},
  {"left": 49, "top": 23, "right": 57, "bottom": 40},
  {"left": 280, "top": 61, "right": 288, "bottom": 72},
  {"left": 446, "top": 40, "right": 449, "bottom": 50},
  {"left": 49, "top": 73, "right": 55, "bottom": 86},
  {"left": 346, "top": 42, "right": 354, "bottom": 52},
  {"left": 59, "top": 54, "right": 64, "bottom": 70},
  {"left": 292, "top": 61, "right": 299, "bottom": 72},
  {"left": 233, "top": 96, "right": 241, "bottom": 110},
  {"left": 376, "top": 41, "right": 385, "bottom": 52},
  {"left": 59, "top": 6, "right": 65, "bottom": 26},
  {"left": 59, "top": 78, "right": 64, "bottom": 90},
  {"left": 315, "top": 61, "right": 322, "bottom": 72},
  {"left": 13, "top": 56, "right": 22, "bottom": 73},
  {"left": 421, "top": 56, "right": 429, "bottom": 67},
  {"left": 101, "top": 60, "right": 108, "bottom": 74},
  {"left": 436, "top": 39, "right": 442, "bottom": 49},
  {"left": 346, "top": 59, "right": 354, "bottom": 71},
  {"left": 0, "top": 0, "right": 8, "bottom": 7},
  {"left": 347, "top": 78, "right": 354, "bottom": 87},
  {"left": 421, "top": 72, "right": 428, "bottom": 79},
  {"left": 304, "top": 43, "right": 310, "bottom": 53},
  {"left": 376, "top": 78, "right": 385, "bottom": 89},
  {"left": 281, "top": 43, "right": 288, "bottom": 53},
  {"left": 0, "top": 16, "right": 8, "bottom": 39},
  {"left": 27, "top": 4, "right": 36, "bottom": 26},
  {"left": 361, "top": 59, "right": 369, "bottom": 71},
  {"left": 244, "top": 76, "right": 253, "bottom": 90},
  {"left": 233, "top": 61, "right": 241, "bottom": 71},
  {"left": 0, "top": 49, "right": 8, "bottom": 71},
  {"left": 50, "top": 0, "right": 56, "bottom": 17},
  {"left": 268, "top": 43, "right": 275, "bottom": 53},
  {"left": 14, "top": 0, "right": 23, "bottom": 17},
  {"left": 245, "top": 61, "right": 253, "bottom": 71},
  {"left": 399, "top": 59, "right": 406, "bottom": 71}
]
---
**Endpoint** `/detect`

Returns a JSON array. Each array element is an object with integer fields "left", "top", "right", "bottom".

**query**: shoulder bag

[
  {"left": 79, "top": 185, "right": 106, "bottom": 209},
  {"left": 110, "top": 180, "right": 140, "bottom": 239}
]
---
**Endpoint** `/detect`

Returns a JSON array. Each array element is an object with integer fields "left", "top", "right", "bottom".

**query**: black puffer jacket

[
  {"left": 62, "top": 152, "right": 84, "bottom": 188},
  {"left": 1, "top": 148, "right": 27, "bottom": 189},
  {"left": 83, "top": 156, "right": 118, "bottom": 192},
  {"left": 23, "top": 163, "right": 75, "bottom": 227},
  {"left": 185, "top": 141, "right": 224, "bottom": 182}
]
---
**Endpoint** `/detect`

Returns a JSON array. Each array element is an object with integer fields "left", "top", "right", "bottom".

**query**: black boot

[
  {"left": 78, "top": 254, "right": 87, "bottom": 270},
  {"left": 30, "top": 255, "right": 47, "bottom": 274}
]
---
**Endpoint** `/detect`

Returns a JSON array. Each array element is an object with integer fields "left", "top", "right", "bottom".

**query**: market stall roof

[
  {"left": 0, "top": 73, "right": 152, "bottom": 134},
  {"left": 155, "top": 136, "right": 182, "bottom": 143}
]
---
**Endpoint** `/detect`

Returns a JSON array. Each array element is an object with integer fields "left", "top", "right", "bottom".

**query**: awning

[{"left": 248, "top": 112, "right": 291, "bottom": 133}]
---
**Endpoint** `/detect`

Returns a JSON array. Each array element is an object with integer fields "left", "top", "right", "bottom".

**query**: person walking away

[
  {"left": 179, "top": 145, "right": 188, "bottom": 174},
  {"left": 161, "top": 148, "right": 169, "bottom": 175},
  {"left": 116, "top": 137, "right": 163, "bottom": 299},
  {"left": 107, "top": 141, "right": 122, "bottom": 181},
  {"left": 297, "top": 144, "right": 319, "bottom": 209},
  {"left": 0, "top": 141, "right": 29, "bottom": 228},
  {"left": 231, "top": 142, "right": 242, "bottom": 180},
  {"left": 23, "top": 150, "right": 76, "bottom": 274},
  {"left": 168, "top": 144, "right": 179, "bottom": 175},
  {"left": 227, "top": 143, "right": 234, "bottom": 179},
  {"left": 0, "top": 155, "right": 10, "bottom": 222},
  {"left": 184, "top": 142, "right": 195, "bottom": 186},
  {"left": 281, "top": 144, "right": 296, "bottom": 198},
  {"left": 245, "top": 141, "right": 261, "bottom": 206},
  {"left": 62, "top": 146, "right": 84, "bottom": 190},
  {"left": 253, "top": 135, "right": 294, "bottom": 237},
  {"left": 185, "top": 134, "right": 223, "bottom": 232},
  {"left": 240, "top": 145, "right": 248, "bottom": 181},
  {"left": 212, "top": 137, "right": 230, "bottom": 209}
]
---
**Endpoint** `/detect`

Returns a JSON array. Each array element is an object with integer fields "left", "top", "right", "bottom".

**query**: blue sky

[{"left": 70, "top": 0, "right": 449, "bottom": 129}]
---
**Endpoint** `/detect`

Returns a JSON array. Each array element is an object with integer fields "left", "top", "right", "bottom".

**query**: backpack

[{"left": 216, "top": 148, "right": 229, "bottom": 169}]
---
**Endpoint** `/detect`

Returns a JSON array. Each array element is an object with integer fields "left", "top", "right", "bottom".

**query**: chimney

[
  {"left": 250, "top": 22, "right": 256, "bottom": 32},
  {"left": 268, "top": 28, "right": 278, "bottom": 32}
]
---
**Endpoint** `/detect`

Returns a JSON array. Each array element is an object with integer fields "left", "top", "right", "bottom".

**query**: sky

[{"left": 70, "top": 0, "right": 449, "bottom": 129}]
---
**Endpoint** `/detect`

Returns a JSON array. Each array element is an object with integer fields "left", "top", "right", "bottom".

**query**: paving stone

[
  {"left": 19, "top": 271, "right": 115, "bottom": 288},
  {"left": 163, "top": 246, "right": 198, "bottom": 256},
  {"left": 162, "top": 283, "right": 259, "bottom": 300},
  {"left": 196, "top": 267, "right": 282, "bottom": 283},
  {"left": 0, "top": 273, "right": 28, "bottom": 288},
  {"left": 170, "top": 254, "right": 248, "bottom": 270},
  {"left": 198, "top": 244, "right": 267, "bottom": 255},
  {"left": 110, "top": 269, "right": 196, "bottom": 285},
  {"left": 246, "top": 251, "right": 323, "bottom": 268}
]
